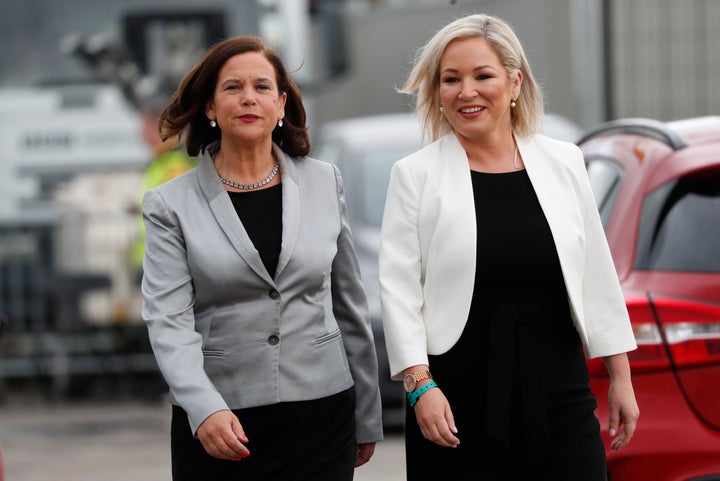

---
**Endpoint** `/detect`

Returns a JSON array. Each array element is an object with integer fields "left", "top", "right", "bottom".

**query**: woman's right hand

[
  {"left": 413, "top": 388, "right": 460, "bottom": 448},
  {"left": 197, "top": 409, "right": 251, "bottom": 460}
]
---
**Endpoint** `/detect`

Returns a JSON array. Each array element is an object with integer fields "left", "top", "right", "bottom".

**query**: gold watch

[{"left": 403, "top": 370, "right": 433, "bottom": 393}]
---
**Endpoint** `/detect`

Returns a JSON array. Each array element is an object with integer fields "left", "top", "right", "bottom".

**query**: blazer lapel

[
  {"left": 273, "top": 145, "right": 299, "bottom": 279},
  {"left": 197, "top": 144, "right": 275, "bottom": 284}
]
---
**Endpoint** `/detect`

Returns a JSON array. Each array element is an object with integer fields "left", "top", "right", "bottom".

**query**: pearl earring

[
  {"left": 439, "top": 105, "right": 445, "bottom": 112},
  {"left": 510, "top": 99, "right": 517, "bottom": 108},
  {"left": 210, "top": 120, "right": 217, "bottom": 128},
  {"left": 278, "top": 119, "right": 284, "bottom": 127}
]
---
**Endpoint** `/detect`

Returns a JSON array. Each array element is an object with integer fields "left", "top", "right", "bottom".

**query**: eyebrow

[
  {"left": 219, "top": 76, "right": 274, "bottom": 86},
  {"left": 441, "top": 65, "right": 496, "bottom": 75}
]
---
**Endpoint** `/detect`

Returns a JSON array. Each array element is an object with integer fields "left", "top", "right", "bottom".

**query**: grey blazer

[{"left": 141, "top": 142, "right": 383, "bottom": 443}]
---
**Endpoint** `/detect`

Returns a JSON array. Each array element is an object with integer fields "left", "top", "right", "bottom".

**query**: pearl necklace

[{"left": 218, "top": 161, "right": 280, "bottom": 190}]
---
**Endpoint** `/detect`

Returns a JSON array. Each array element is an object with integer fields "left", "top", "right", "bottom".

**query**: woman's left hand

[
  {"left": 355, "top": 442, "right": 376, "bottom": 467},
  {"left": 607, "top": 376, "right": 640, "bottom": 451}
]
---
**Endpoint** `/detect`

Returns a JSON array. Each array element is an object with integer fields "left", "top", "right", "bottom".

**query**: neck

[
  {"left": 458, "top": 132, "right": 518, "bottom": 173},
  {"left": 213, "top": 143, "right": 280, "bottom": 191}
]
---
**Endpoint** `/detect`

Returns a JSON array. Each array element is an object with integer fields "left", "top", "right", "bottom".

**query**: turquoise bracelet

[{"left": 407, "top": 380, "right": 438, "bottom": 407}]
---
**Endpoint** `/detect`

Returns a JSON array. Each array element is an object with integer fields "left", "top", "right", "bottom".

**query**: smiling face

[
  {"left": 438, "top": 36, "right": 521, "bottom": 142},
  {"left": 205, "top": 51, "right": 286, "bottom": 146}
]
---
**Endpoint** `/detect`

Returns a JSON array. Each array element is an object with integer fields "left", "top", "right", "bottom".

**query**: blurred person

[
  {"left": 141, "top": 36, "right": 383, "bottom": 481},
  {"left": 131, "top": 91, "right": 198, "bottom": 281},
  {"left": 378, "top": 13, "right": 639, "bottom": 481}
]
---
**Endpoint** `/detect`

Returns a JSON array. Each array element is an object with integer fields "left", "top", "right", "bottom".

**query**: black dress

[{"left": 404, "top": 169, "right": 607, "bottom": 481}]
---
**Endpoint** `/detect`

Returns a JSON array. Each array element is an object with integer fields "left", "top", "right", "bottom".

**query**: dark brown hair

[{"left": 159, "top": 36, "right": 310, "bottom": 157}]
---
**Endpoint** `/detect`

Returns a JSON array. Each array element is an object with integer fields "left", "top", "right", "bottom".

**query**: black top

[
  {"left": 228, "top": 184, "right": 283, "bottom": 278},
  {"left": 468, "top": 169, "right": 578, "bottom": 462},
  {"left": 408, "top": 168, "right": 599, "bottom": 476},
  {"left": 472, "top": 169, "right": 566, "bottom": 298}
]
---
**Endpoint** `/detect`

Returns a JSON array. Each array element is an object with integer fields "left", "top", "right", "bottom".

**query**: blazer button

[
  {"left": 267, "top": 335, "right": 279, "bottom": 346},
  {"left": 268, "top": 289, "right": 280, "bottom": 299}
]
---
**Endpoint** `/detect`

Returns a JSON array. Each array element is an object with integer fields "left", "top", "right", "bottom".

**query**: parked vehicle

[
  {"left": 314, "top": 112, "right": 582, "bottom": 431},
  {"left": 578, "top": 116, "right": 720, "bottom": 481},
  {"left": 314, "top": 113, "right": 424, "bottom": 430}
]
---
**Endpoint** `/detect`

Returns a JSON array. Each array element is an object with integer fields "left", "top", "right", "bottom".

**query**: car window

[
  {"left": 585, "top": 157, "right": 623, "bottom": 227},
  {"left": 357, "top": 146, "right": 418, "bottom": 228},
  {"left": 635, "top": 169, "right": 720, "bottom": 272}
]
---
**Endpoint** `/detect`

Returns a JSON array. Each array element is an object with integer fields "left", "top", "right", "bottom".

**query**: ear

[
  {"left": 278, "top": 91, "right": 287, "bottom": 121},
  {"left": 205, "top": 101, "right": 215, "bottom": 122},
  {"left": 513, "top": 69, "right": 524, "bottom": 100}
]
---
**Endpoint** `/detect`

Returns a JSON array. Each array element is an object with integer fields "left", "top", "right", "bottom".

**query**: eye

[
  {"left": 476, "top": 74, "right": 492, "bottom": 81},
  {"left": 442, "top": 76, "right": 459, "bottom": 84}
]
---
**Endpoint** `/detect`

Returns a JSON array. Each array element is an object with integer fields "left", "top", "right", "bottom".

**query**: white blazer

[{"left": 378, "top": 132, "right": 637, "bottom": 379}]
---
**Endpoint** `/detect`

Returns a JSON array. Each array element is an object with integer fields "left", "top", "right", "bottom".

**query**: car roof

[
  {"left": 578, "top": 115, "right": 720, "bottom": 149},
  {"left": 317, "top": 111, "right": 584, "bottom": 147},
  {"left": 665, "top": 115, "right": 720, "bottom": 146},
  {"left": 317, "top": 112, "right": 424, "bottom": 149}
]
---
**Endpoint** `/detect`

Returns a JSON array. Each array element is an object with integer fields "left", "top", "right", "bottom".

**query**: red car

[{"left": 579, "top": 116, "right": 720, "bottom": 481}]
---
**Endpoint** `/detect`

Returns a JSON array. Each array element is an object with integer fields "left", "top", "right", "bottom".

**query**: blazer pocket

[
  {"left": 315, "top": 328, "right": 341, "bottom": 346},
  {"left": 202, "top": 349, "right": 225, "bottom": 358}
]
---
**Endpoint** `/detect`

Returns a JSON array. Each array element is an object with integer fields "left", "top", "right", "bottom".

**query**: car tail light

[
  {"left": 587, "top": 295, "right": 720, "bottom": 374},
  {"left": 653, "top": 296, "right": 720, "bottom": 368},
  {"left": 587, "top": 294, "right": 720, "bottom": 429}
]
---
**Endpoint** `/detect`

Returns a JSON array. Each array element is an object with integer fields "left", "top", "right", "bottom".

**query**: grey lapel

[
  {"left": 273, "top": 144, "right": 299, "bottom": 279},
  {"left": 197, "top": 144, "right": 274, "bottom": 284}
]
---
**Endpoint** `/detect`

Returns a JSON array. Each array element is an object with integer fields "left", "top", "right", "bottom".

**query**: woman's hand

[
  {"left": 603, "top": 353, "right": 640, "bottom": 451},
  {"left": 413, "top": 387, "right": 460, "bottom": 448},
  {"left": 197, "top": 409, "right": 251, "bottom": 460},
  {"left": 607, "top": 378, "right": 639, "bottom": 451},
  {"left": 355, "top": 442, "right": 376, "bottom": 467}
]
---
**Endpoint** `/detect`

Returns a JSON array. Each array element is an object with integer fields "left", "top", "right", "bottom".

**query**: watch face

[{"left": 403, "top": 374, "right": 416, "bottom": 392}]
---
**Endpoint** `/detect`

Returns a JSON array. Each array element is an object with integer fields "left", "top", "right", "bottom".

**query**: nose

[
  {"left": 458, "top": 80, "right": 477, "bottom": 100},
  {"left": 240, "top": 88, "right": 256, "bottom": 105}
]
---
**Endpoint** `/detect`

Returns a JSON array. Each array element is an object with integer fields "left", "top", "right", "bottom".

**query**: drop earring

[
  {"left": 510, "top": 99, "right": 517, "bottom": 108},
  {"left": 210, "top": 120, "right": 217, "bottom": 128},
  {"left": 278, "top": 119, "right": 283, "bottom": 127},
  {"left": 439, "top": 105, "right": 445, "bottom": 112}
]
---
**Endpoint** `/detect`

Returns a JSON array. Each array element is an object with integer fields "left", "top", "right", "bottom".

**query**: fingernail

[
  {"left": 451, "top": 425, "right": 458, "bottom": 434},
  {"left": 609, "top": 428, "right": 616, "bottom": 436}
]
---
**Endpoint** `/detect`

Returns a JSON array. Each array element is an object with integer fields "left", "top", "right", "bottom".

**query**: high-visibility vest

[{"left": 133, "top": 150, "right": 198, "bottom": 269}]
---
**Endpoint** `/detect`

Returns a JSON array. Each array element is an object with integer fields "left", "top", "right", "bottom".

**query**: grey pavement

[{"left": 0, "top": 400, "right": 406, "bottom": 481}]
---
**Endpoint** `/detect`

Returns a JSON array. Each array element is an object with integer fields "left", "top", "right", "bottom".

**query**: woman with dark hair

[{"left": 142, "top": 36, "right": 383, "bottom": 481}]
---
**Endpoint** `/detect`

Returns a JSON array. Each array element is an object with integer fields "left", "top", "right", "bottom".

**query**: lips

[{"left": 459, "top": 106, "right": 484, "bottom": 113}]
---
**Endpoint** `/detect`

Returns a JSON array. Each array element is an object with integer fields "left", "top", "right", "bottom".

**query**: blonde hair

[{"left": 401, "top": 13, "right": 544, "bottom": 142}]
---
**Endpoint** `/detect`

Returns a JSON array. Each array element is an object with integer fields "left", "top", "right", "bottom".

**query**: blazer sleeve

[
  {"left": 378, "top": 160, "right": 429, "bottom": 379},
  {"left": 573, "top": 147, "right": 637, "bottom": 358},
  {"left": 328, "top": 164, "right": 384, "bottom": 443},
  {"left": 141, "top": 188, "right": 228, "bottom": 434}
]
